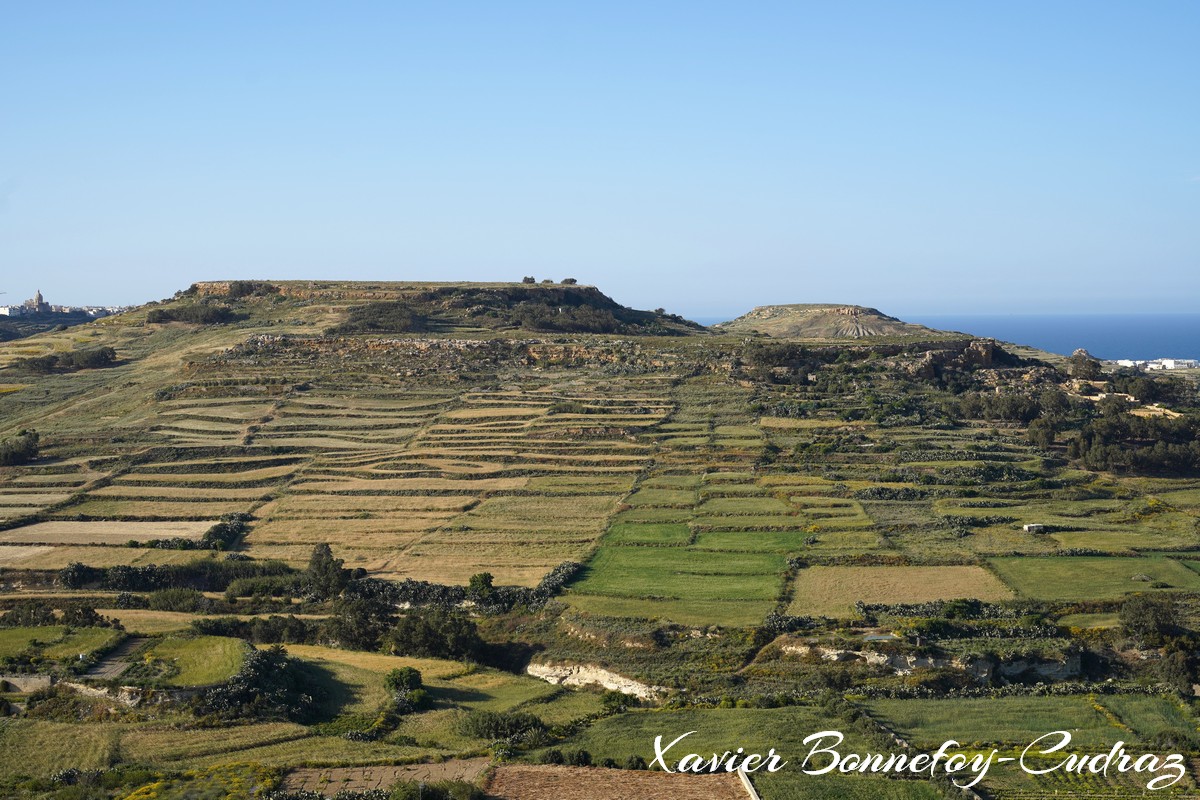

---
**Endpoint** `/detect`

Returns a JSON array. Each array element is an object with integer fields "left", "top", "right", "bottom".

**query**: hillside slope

[{"left": 715, "top": 303, "right": 948, "bottom": 339}]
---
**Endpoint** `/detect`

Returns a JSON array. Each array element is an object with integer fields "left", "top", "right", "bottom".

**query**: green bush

[
  {"left": 457, "top": 710, "right": 545, "bottom": 739},
  {"left": 384, "top": 666, "right": 422, "bottom": 693}
]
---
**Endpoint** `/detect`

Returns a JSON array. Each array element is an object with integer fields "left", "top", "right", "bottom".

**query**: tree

[
  {"left": 561, "top": 278, "right": 578, "bottom": 285},
  {"left": 467, "top": 572, "right": 494, "bottom": 603},
  {"left": 326, "top": 593, "right": 396, "bottom": 650},
  {"left": 1068, "top": 349, "right": 1102, "bottom": 380},
  {"left": 521, "top": 276, "right": 536, "bottom": 284},
  {"left": 1119, "top": 594, "right": 1177, "bottom": 646},
  {"left": 384, "top": 666, "right": 423, "bottom": 693},
  {"left": 199, "top": 645, "right": 323, "bottom": 722},
  {"left": 305, "top": 543, "right": 349, "bottom": 599},
  {"left": 0, "top": 430, "right": 39, "bottom": 466},
  {"left": 385, "top": 607, "right": 482, "bottom": 660},
  {"left": 1026, "top": 418, "right": 1055, "bottom": 448},
  {"left": 0, "top": 599, "right": 55, "bottom": 627}
]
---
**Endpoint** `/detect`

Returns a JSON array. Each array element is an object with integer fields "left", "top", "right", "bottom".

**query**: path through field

[{"left": 83, "top": 636, "right": 148, "bottom": 680}]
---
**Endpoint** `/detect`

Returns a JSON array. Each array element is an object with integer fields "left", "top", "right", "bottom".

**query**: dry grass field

[
  {"left": 788, "top": 565, "right": 1016, "bottom": 617},
  {"left": 0, "top": 520, "right": 213, "bottom": 545}
]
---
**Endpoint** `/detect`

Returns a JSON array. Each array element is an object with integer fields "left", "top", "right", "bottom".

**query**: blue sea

[
  {"left": 907, "top": 314, "right": 1200, "bottom": 361},
  {"left": 693, "top": 314, "right": 1200, "bottom": 361}
]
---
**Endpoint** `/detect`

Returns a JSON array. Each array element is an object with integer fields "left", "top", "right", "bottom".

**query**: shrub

[
  {"left": 0, "top": 430, "right": 39, "bottom": 466},
  {"left": 146, "top": 304, "right": 237, "bottom": 324},
  {"left": 0, "top": 599, "right": 56, "bottom": 627},
  {"left": 198, "top": 644, "right": 323, "bottom": 722},
  {"left": 384, "top": 667, "right": 422, "bottom": 693},
  {"left": 457, "top": 710, "right": 545, "bottom": 739},
  {"left": 389, "top": 781, "right": 484, "bottom": 800},
  {"left": 149, "top": 587, "right": 209, "bottom": 612}
]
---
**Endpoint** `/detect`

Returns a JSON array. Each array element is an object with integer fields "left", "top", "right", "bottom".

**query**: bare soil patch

[{"left": 485, "top": 765, "right": 748, "bottom": 800}]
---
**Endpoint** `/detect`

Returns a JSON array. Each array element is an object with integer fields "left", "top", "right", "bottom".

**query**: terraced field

[{"left": 4, "top": 281, "right": 1200, "bottom": 800}]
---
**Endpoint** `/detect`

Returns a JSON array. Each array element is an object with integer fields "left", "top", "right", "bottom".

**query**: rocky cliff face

[
  {"left": 781, "top": 643, "right": 1082, "bottom": 684},
  {"left": 525, "top": 662, "right": 668, "bottom": 700}
]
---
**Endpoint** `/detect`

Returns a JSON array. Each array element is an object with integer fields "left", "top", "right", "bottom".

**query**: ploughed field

[{"left": 4, "top": 281, "right": 1200, "bottom": 799}]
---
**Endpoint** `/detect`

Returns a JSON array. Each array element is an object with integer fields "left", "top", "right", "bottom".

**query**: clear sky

[{"left": 1, "top": 1, "right": 1197, "bottom": 317}]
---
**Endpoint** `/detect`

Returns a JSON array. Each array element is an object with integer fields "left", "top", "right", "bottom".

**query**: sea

[{"left": 692, "top": 314, "right": 1200, "bottom": 361}]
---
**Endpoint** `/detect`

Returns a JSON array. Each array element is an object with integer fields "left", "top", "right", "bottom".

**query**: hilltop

[
  {"left": 185, "top": 279, "right": 703, "bottom": 336},
  {"left": 714, "top": 303, "right": 949, "bottom": 339}
]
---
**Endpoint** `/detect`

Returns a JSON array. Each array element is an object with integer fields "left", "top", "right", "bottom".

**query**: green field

[
  {"left": 989, "top": 556, "right": 1200, "bottom": 601},
  {"left": 143, "top": 636, "right": 250, "bottom": 686},
  {"left": 866, "top": 695, "right": 1195, "bottom": 749}
]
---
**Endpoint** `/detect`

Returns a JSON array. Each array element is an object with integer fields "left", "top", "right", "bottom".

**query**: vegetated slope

[
  {"left": 714, "top": 303, "right": 948, "bottom": 339},
  {"left": 321, "top": 283, "right": 702, "bottom": 336},
  {"left": 162, "top": 279, "right": 702, "bottom": 336}
]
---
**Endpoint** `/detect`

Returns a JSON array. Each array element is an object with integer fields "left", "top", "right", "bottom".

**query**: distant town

[
  {"left": 0, "top": 289, "right": 129, "bottom": 319},
  {"left": 1111, "top": 358, "right": 1200, "bottom": 371}
]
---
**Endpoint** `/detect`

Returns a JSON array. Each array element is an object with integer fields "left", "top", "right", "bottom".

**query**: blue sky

[{"left": 1, "top": 1, "right": 1197, "bottom": 317}]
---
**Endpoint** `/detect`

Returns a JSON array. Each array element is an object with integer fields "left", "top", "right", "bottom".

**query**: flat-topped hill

[
  {"left": 714, "top": 303, "right": 947, "bottom": 339},
  {"left": 186, "top": 280, "right": 702, "bottom": 336}
]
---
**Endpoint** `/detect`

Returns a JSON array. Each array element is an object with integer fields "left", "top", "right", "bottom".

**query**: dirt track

[{"left": 485, "top": 765, "right": 750, "bottom": 800}]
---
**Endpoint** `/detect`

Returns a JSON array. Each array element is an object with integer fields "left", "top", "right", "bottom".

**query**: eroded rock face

[
  {"left": 780, "top": 644, "right": 1080, "bottom": 684},
  {"left": 525, "top": 662, "right": 667, "bottom": 700}
]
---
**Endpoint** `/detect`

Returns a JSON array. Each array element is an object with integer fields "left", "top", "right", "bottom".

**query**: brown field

[
  {"left": 90, "top": 485, "right": 271, "bottom": 500},
  {"left": 0, "top": 492, "right": 74, "bottom": 506},
  {"left": 485, "top": 765, "right": 747, "bottom": 800},
  {"left": 0, "top": 520, "right": 214, "bottom": 545},
  {"left": 282, "top": 759, "right": 491, "bottom": 795},
  {"left": 50, "top": 499, "right": 252, "bottom": 519},
  {"left": 270, "top": 495, "right": 473, "bottom": 515},
  {"left": 117, "top": 464, "right": 301, "bottom": 483},
  {"left": 0, "top": 545, "right": 214, "bottom": 569},
  {"left": 788, "top": 565, "right": 1016, "bottom": 617}
]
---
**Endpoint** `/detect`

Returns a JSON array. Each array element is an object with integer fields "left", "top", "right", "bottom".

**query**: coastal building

[{"left": 1110, "top": 358, "right": 1198, "bottom": 371}]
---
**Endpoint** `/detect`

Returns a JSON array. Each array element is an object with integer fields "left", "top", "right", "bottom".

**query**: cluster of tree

[
  {"left": 193, "top": 597, "right": 485, "bottom": 662},
  {"left": 0, "top": 598, "right": 116, "bottom": 628},
  {"left": 510, "top": 302, "right": 621, "bottom": 333},
  {"left": 1119, "top": 595, "right": 1200, "bottom": 695},
  {"left": 146, "top": 304, "right": 237, "bottom": 324},
  {"left": 226, "top": 280, "right": 280, "bottom": 298},
  {"left": 197, "top": 644, "right": 324, "bottom": 723},
  {"left": 12, "top": 346, "right": 118, "bottom": 374},
  {"left": 329, "top": 285, "right": 692, "bottom": 337},
  {"left": 383, "top": 606, "right": 483, "bottom": 660},
  {"left": 192, "top": 614, "right": 319, "bottom": 644},
  {"left": 522, "top": 276, "right": 578, "bottom": 285},
  {"left": 129, "top": 512, "right": 252, "bottom": 551},
  {"left": 325, "top": 301, "right": 429, "bottom": 335},
  {"left": 0, "top": 429, "right": 39, "bottom": 466},
  {"left": 363, "top": 561, "right": 582, "bottom": 614},
  {"left": 59, "top": 557, "right": 295, "bottom": 592},
  {"left": 952, "top": 388, "right": 1074, "bottom": 424},
  {"left": 146, "top": 587, "right": 222, "bottom": 613},
  {"left": 1069, "top": 411, "right": 1200, "bottom": 475}
]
